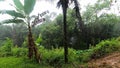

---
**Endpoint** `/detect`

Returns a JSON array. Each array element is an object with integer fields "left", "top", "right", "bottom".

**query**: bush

[
  {"left": 77, "top": 37, "right": 120, "bottom": 62},
  {"left": 38, "top": 46, "right": 63, "bottom": 66},
  {"left": 0, "top": 38, "right": 13, "bottom": 57},
  {"left": 116, "top": 37, "right": 120, "bottom": 41},
  {"left": 12, "top": 47, "right": 28, "bottom": 57},
  {"left": 91, "top": 39, "right": 120, "bottom": 59},
  {"left": 38, "top": 46, "right": 77, "bottom": 67},
  {"left": 0, "top": 38, "right": 28, "bottom": 57},
  {"left": 76, "top": 49, "right": 93, "bottom": 62}
]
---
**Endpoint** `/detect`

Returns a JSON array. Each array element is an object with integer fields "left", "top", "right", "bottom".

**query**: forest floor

[
  {"left": 87, "top": 52, "right": 120, "bottom": 68},
  {"left": 1, "top": 52, "right": 120, "bottom": 68}
]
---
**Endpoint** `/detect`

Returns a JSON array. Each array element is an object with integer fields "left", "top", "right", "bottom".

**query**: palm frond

[
  {"left": 0, "top": 19, "right": 24, "bottom": 24},
  {"left": 72, "top": 0, "right": 80, "bottom": 17},
  {"left": 57, "top": 0, "right": 62, "bottom": 8},
  {"left": 57, "top": 0, "right": 69, "bottom": 8},
  {"left": 0, "top": 10, "right": 25, "bottom": 18}
]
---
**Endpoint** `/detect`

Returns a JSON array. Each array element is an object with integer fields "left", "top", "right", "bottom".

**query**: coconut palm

[
  {"left": 57, "top": 0, "right": 69, "bottom": 63},
  {"left": 0, "top": 0, "right": 41, "bottom": 62},
  {"left": 57, "top": 0, "right": 84, "bottom": 63}
]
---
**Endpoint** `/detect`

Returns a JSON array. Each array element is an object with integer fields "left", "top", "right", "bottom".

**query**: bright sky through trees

[
  {"left": 0, "top": 0, "right": 98, "bottom": 21},
  {"left": 0, "top": 0, "right": 120, "bottom": 21}
]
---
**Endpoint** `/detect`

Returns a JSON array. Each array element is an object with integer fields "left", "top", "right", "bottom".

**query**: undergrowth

[{"left": 0, "top": 37, "right": 120, "bottom": 67}]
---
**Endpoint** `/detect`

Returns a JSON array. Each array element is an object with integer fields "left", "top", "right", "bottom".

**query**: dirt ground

[{"left": 87, "top": 52, "right": 120, "bottom": 68}]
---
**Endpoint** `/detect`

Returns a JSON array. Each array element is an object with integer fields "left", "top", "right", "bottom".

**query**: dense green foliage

[
  {"left": 0, "top": 37, "right": 120, "bottom": 67},
  {"left": 0, "top": 1, "right": 120, "bottom": 49},
  {"left": 0, "top": 0, "right": 120, "bottom": 67},
  {"left": 0, "top": 38, "right": 27, "bottom": 57},
  {"left": 77, "top": 37, "right": 120, "bottom": 62},
  {"left": 0, "top": 38, "right": 79, "bottom": 67},
  {"left": 36, "top": 11, "right": 120, "bottom": 49},
  {"left": 39, "top": 46, "right": 77, "bottom": 65},
  {"left": 0, "top": 38, "right": 13, "bottom": 57}
]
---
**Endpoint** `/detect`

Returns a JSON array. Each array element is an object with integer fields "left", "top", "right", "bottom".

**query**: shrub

[
  {"left": 91, "top": 39, "right": 120, "bottom": 59},
  {"left": 0, "top": 38, "right": 28, "bottom": 57},
  {"left": 116, "top": 37, "right": 120, "bottom": 41},
  {"left": 39, "top": 47, "right": 64, "bottom": 67},
  {"left": 38, "top": 46, "right": 77, "bottom": 67},
  {"left": 12, "top": 47, "right": 28, "bottom": 57},
  {"left": 77, "top": 37, "right": 120, "bottom": 62},
  {"left": 0, "top": 38, "right": 13, "bottom": 57},
  {"left": 76, "top": 49, "right": 93, "bottom": 62}
]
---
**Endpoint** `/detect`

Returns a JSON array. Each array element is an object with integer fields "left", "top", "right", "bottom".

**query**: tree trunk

[
  {"left": 63, "top": 6, "right": 68, "bottom": 63},
  {"left": 28, "top": 20, "right": 41, "bottom": 63}
]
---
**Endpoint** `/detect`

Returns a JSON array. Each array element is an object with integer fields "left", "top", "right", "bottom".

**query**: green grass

[
  {"left": 0, "top": 57, "right": 53, "bottom": 68},
  {"left": 0, "top": 57, "right": 81, "bottom": 68}
]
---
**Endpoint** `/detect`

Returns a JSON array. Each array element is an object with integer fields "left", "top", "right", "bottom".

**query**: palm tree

[
  {"left": 0, "top": 0, "right": 40, "bottom": 63},
  {"left": 57, "top": 0, "right": 69, "bottom": 63},
  {"left": 57, "top": 0, "right": 84, "bottom": 63}
]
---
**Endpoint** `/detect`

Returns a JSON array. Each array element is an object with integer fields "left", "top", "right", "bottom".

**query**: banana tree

[
  {"left": 0, "top": 0, "right": 41, "bottom": 62},
  {"left": 57, "top": 0, "right": 83, "bottom": 63}
]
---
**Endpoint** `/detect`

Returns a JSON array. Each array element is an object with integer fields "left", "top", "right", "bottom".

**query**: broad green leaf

[
  {"left": 13, "top": 0, "right": 24, "bottom": 10},
  {"left": 0, "top": 10, "right": 25, "bottom": 18},
  {"left": 0, "top": 19, "right": 24, "bottom": 24},
  {"left": 24, "top": 0, "right": 36, "bottom": 15}
]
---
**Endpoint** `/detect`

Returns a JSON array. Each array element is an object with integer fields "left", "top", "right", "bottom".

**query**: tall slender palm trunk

[{"left": 62, "top": 5, "right": 68, "bottom": 63}]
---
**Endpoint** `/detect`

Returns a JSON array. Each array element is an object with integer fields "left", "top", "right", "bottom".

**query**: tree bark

[
  {"left": 28, "top": 20, "right": 41, "bottom": 63},
  {"left": 62, "top": 4, "right": 68, "bottom": 63}
]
